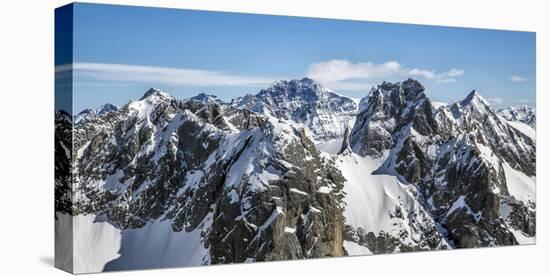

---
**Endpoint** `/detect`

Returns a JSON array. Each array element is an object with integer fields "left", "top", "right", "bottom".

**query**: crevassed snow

[
  {"left": 343, "top": 240, "right": 372, "bottom": 256},
  {"left": 502, "top": 162, "right": 536, "bottom": 204},
  {"left": 507, "top": 120, "right": 536, "bottom": 141}
]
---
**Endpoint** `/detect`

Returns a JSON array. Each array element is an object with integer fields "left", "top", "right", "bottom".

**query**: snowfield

[
  {"left": 343, "top": 240, "right": 372, "bottom": 255},
  {"left": 506, "top": 120, "right": 536, "bottom": 141},
  {"left": 315, "top": 138, "right": 344, "bottom": 154},
  {"left": 55, "top": 213, "right": 121, "bottom": 274},
  {"left": 104, "top": 214, "right": 211, "bottom": 271},
  {"left": 55, "top": 212, "right": 212, "bottom": 273},
  {"left": 502, "top": 162, "right": 536, "bottom": 204},
  {"left": 335, "top": 152, "right": 448, "bottom": 251}
]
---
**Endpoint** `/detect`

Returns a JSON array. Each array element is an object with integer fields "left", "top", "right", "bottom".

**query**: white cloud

[
  {"left": 57, "top": 62, "right": 279, "bottom": 87},
  {"left": 517, "top": 99, "right": 533, "bottom": 103},
  {"left": 408, "top": 68, "right": 436, "bottom": 79},
  {"left": 306, "top": 59, "right": 402, "bottom": 83},
  {"left": 409, "top": 68, "right": 464, "bottom": 80},
  {"left": 446, "top": 68, "right": 465, "bottom": 77},
  {"left": 306, "top": 59, "right": 464, "bottom": 86},
  {"left": 511, "top": 75, "right": 527, "bottom": 82},
  {"left": 488, "top": 97, "right": 504, "bottom": 104},
  {"left": 436, "top": 78, "right": 457, "bottom": 83},
  {"left": 56, "top": 60, "right": 464, "bottom": 93}
]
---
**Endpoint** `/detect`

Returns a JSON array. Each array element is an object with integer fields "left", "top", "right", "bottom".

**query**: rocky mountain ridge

[{"left": 55, "top": 78, "right": 536, "bottom": 272}]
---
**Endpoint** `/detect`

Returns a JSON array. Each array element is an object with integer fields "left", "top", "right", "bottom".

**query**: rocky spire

[{"left": 338, "top": 127, "right": 352, "bottom": 155}]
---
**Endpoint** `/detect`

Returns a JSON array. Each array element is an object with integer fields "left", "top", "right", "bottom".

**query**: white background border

[{"left": 0, "top": 0, "right": 547, "bottom": 275}]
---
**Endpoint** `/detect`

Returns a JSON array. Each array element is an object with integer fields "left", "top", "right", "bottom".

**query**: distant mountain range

[{"left": 55, "top": 78, "right": 536, "bottom": 273}]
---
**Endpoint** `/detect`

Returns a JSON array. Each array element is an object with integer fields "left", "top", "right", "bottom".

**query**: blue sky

[{"left": 64, "top": 3, "right": 536, "bottom": 112}]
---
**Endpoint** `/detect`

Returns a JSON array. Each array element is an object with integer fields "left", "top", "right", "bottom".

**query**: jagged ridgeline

[{"left": 55, "top": 78, "right": 536, "bottom": 272}]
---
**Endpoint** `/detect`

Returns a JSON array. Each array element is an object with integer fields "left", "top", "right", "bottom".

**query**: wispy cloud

[
  {"left": 488, "top": 97, "right": 504, "bottom": 104},
  {"left": 436, "top": 78, "right": 457, "bottom": 83},
  {"left": 307, "top": 60, "right": 402, "bottom": 83},
  {"left": 409, "top": 68, "right": 463, "bottom": 83},
  {"left": 56, "top": 62, "right": 280, "bottom": 87},
  {"left": 56, "top": 61, "right": 465, "bottom": 92},
  {"left": 306, "top": 59, "right": 464, "bottom": 89},
  {"left": 510, "top": 75, "right": 527, "bottom": 82}
]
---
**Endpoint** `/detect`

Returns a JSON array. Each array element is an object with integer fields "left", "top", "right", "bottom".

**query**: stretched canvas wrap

[{"left": 55, "top": 2, "right": 537, "bottom": 274}]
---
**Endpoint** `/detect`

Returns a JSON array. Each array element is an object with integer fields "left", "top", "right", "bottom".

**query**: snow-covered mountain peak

[
  {"left": 139, "top": 87, "right": 171, "bottom": 101},
  {"left": 460, "top": 90, "right": 489, "bottom": 107},
  {"left": 97, "top": 103, "right": 118, "bottom": 115},
  {"left": 75, "top": 108, "right": 95, "bottom": 121},
  {"left": 399, "top": 78, "right": 425, "bottom": 95},
  {"left": 498, "top": 105, "right": 536, "bottom": 129},
  {"left": 446, "top": 90, "right": 494, "bottom": 122},
  {"left": 75, "top": 103, "right": 118, "bottom": 124},
  {"left": 190, "top": 93, "right": 223, "bottom": 105},
  {"left": 58, "top": 78, "right": 537, "bottom": 271},
  {"left": 350, "top": 79, "right": 437, "bottom": 157},
  {"left": 232, "top": 78, "right": 358, "bottom": 141},
  {"left": 261, "top": 78, "right": 329, "bottom": 100},
  {"left": 138, "top": 87, "right": 173, "bottom": 105},
  {"left": 128, "top": 88, "right": 175, "bottom": 119},
  {"left": 368, "top": 78, "right": 427, "bottom": 104}
]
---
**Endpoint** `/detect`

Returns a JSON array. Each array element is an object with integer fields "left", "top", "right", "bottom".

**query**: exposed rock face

[
  {"left": 70, "top": 86, "right": 346, "bottom": 265},
  {"left": 350, "top": 79, "right": 438, "bottom": 157},
  {"left": 232, "top": 78, "right": 358, "bottom": 141},
  {"left": 338, "top": 127, "right": 351, "bottom": 155},
  {"left": 75, "top": 103, "right": 118, "bottom": 124},
  {"left": 347, "top": 80, "right": 536, "bottom": 250},
  {"left": 56, "top": 78, "right": 536, "bottom": 273},
  {"left": 55, "top": 110, "right": 73, "bottom": 215},
  {"left": 498, "top": 105, "right": 536, "bottom": 129}
]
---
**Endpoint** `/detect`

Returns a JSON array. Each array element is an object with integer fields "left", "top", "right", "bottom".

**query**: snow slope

[
  {"left": 431, "top": 101, "right": 448, "bottom": 109},
  {"left": 502, "top": 162, "right": 536, "bottom": 204},
  {"left": 338, "top": 153, "right": 406, "bottom": 234},
  {"left": 343, "top": 241, "right": 372, "bottom": 255},
  {"left": 315, "top": 138, "right": 344, "bottom": 154},
  {"left": 54, "top": 213, "right": 122, "bottom": 274},
  {"left": 73, "top": 214, "right": 121, "bottom": 273},
  {"left": 506, "top": 121, "right": 536, "bottom": 141},
  {"left": 104, "top": 214, "right": 212, "bottom": 271},
  {"left": 56, "top": 211, "right": 211, "bottom": 273},
  {"left": 336, "top": 152, "right": 448, "bottom": 251},
  {"left": 510, "top": 228, "right": 536, "bottom": 244}
]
